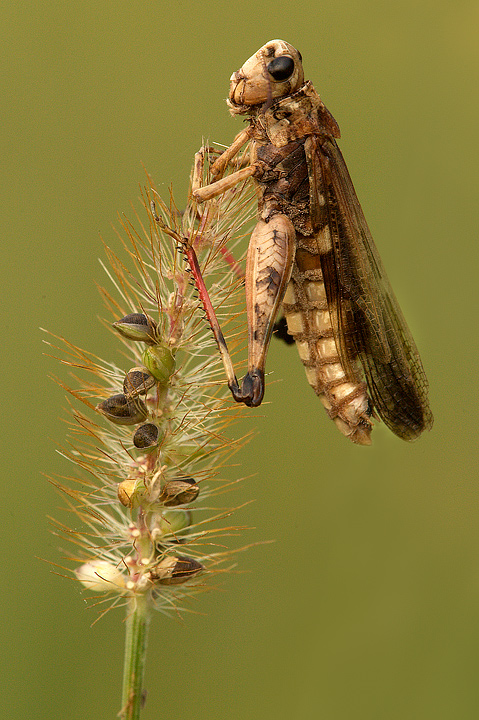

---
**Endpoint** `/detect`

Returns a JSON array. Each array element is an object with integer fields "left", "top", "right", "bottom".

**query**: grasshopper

[{"left": 191, "top": 40, "right": 432, "bottom": 444}]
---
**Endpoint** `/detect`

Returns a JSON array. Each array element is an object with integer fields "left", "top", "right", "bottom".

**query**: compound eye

[{"left": 267, "top": 56, "right": 295, "bottom": 81}]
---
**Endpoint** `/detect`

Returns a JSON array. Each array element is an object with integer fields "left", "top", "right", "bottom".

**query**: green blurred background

[{"left": 3, "top": 1, "right": 478, "bottom": 718}]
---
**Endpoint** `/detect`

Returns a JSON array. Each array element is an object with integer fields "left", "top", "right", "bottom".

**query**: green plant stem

[{"left": 121, "top": 595, "right": 151, "bottom": 720}]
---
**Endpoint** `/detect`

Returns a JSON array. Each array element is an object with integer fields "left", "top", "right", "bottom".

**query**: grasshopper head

[{"left": 227, "top": 40, "right": 304, "bottom": 115}]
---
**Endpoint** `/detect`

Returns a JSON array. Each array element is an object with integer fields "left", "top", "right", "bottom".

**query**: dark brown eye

[{"left": 267, "top": 56, "right": 295, "bottom": 81}]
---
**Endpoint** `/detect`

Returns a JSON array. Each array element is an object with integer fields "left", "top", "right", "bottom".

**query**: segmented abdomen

[{"left": 282, "top": 253, "right": 373, "bottom": 445}]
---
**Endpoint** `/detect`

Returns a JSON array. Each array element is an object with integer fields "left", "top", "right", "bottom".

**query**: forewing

[{"left": 306, "top": 135, "right": 433, "bottom": 440}]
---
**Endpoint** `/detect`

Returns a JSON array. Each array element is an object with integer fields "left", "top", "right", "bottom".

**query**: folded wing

[{"left": 306, "top": 135, "right": 433, "bottom": 440}]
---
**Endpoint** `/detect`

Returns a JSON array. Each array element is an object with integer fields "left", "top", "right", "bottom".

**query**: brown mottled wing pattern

[{"left": 306, "top": 135, "right": 433, "bottom": 440}]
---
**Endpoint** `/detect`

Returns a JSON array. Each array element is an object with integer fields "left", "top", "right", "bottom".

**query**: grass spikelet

[{"left": 45, "top": 145, "right": 256, "bottom": 718}]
